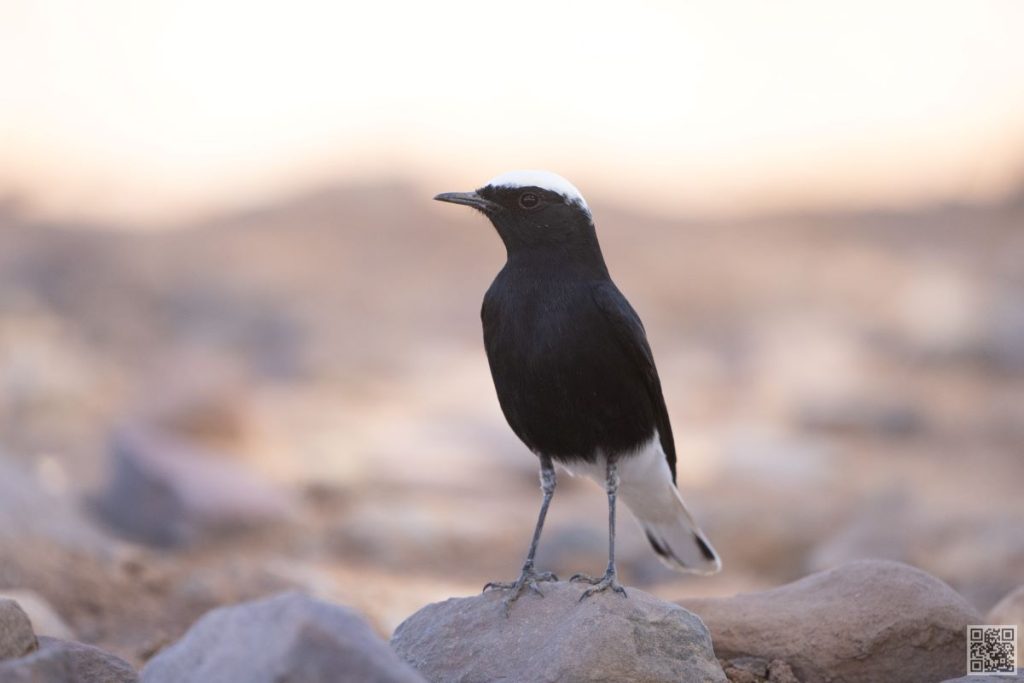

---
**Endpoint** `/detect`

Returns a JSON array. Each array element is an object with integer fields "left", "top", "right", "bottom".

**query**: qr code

[{"left": 968, "top": 625, "right": 1017, "bottom": 675}]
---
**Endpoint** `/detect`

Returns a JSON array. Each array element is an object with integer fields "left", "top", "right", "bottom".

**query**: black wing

[{"left": 591, "top": 281, "right": 678, "bottom": 482}]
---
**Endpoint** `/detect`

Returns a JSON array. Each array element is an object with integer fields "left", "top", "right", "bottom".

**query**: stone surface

[
  {"left": 0, "top": 636, "right": 138, "bottom": 682},
  {"left": 141, "top": 591, "right": 424, "bottom": 683},
  {"left": 680, "top": 560, "right": 982, "bottom": 683},
  {"left": 940, "top": 670, "right": 1024, "bottom": 683},
  {"left": 391, "top": 581, "right": 727, "bottom": 683},
  {"left": 96, "top": 424, "right": 294, "bottom": 547},
  {"left": 0, "top": 599, "right": 37, "bottom": 661},
  {"left": 809, "top": 497, "right": 1024, "bottom": 611},
  {"left": 0, "top": 457, "right": 114, "bottom": 555},
  {"left": 796, "top": 397, "right": 925, "bottom": 437},
  {"left": 0, "top": 590, "right": 74, "bottom": 640},
  {"left": 719, "top": 656, "right": 799, "bottom": 683},
  {"left": 987, "top": 585, "right": 1024, "bottom": 626}
]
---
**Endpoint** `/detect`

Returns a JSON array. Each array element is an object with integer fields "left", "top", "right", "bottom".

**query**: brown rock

[
  {"left": 987, "top": 585, "right": 1024, "bottom": 627},
  {"left": 679, "top": 560, "right": 981, "bottom": 683},
  {"left": 809, "top": 494, "right": 1024, "bottom": 611},
  {"left": 719, "top": 656, "right": 799, "bottom": 683}
]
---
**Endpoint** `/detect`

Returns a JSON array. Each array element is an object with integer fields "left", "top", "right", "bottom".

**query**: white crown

[{"left": 485, "top": 170, "right": 589, "bottom": 212}]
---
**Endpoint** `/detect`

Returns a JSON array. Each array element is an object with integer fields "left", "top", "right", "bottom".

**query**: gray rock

[
  {"left": 680, "top": 560, "right": 982, "bottom": 683},
  {"left": 141, "top": 591, "right": 424, "bottom": 683},
  {"left": 941, "top": 670, "right": 1024, "bottom": 683},
  {"left": 985, "top": 291, "right": 1024, "bottom": 371},
  {"left": 0, "top": 591, "right": 74, "bottom": 640},
  {"left": 0, "top": 636, "right": 137, "bottom": 682},
  {"left": 0, "top": 599, "right": 37, "bottom": 661},
  {"left": 0, "top": 457, "right": 114, "bottom": 556},
  {"left": 391, "top": 581, "right": 727, "bottom": 683},
  {"left": 96, "top": 424, "right": 294, "bottom": 547},
  {"left": 796, "top": 397, "right": 925, "bottom": 437},
  {"left": 987, "top": 585, "right": 1024, "bottom": 627}
]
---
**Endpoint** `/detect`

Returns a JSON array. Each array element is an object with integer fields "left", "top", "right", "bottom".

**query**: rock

[
  {"left": 721, "top": 655, "right": 768, "bottom": 682},
  {"left": 984, "top": 290, "right": 1024, "bottom": 371},
  {"left": 0, "top": 457, "right": 114, "bottom": 555},
  {"left": 795, "top": 397, "right": 925, "bottom": 437},
  {"left": 719, "top": 656, "right": 799, "bottom": 683},
  {"left": 988, "top": 585, "right": 1024, "bottom": 626},
  {"left": 391, "top": 581, "right": 727, "bottom": 683},
  {"left": 133, "top": 354, "right": 251, "bottom": 448},
  {"left": 0, "top": 590, "right": 74, "bottom": 640},
  {"left": 95, "top": 424, "right": 294, "bottom": 547},
  {"left": 765, "top": 660, "right": 799, "bottom": 683},
  {"left": 0, "top": 636, "right": 138, "bottom": 682},
  {"left": 940, "top": 670, "right": 1024, "bottom": 683},
  {"left": 679, "top": 560, "right": 982, "bottom": 683},
  {"left": 0, "top": 599, "right": 37, "bottom": 661},
  {"left": 807, "top": 490, "right": 911, "bottom": 570},
  {"left": 141, "top": 591, "right": 424, "bottom": 683},
  {"left": 809, "top": 495, "right": 1024, "bottom": 611}
]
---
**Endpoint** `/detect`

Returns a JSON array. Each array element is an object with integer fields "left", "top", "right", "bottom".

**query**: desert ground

[{"left": 0, "top": 183, "right": 1022, "bottom": 668}]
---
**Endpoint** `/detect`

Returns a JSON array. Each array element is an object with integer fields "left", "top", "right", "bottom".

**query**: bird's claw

[
  {"left": 482, "top": 568, "right": 559, "bottom": 614},
  {"left": 577, "top": 571, "right": 627, "bottom": 601},
  {"left": 569, "top": 572, "right": 599, "bottom": 584}
]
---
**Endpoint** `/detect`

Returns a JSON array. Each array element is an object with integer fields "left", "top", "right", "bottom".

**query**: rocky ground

[
  {"left": 2, "top": 562, "right": 1022, "bottom": 681},
  {"left": 0, "top": 184, "right": 1022, "bottom": 680}
]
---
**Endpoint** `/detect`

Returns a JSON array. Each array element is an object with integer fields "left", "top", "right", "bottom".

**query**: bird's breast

[{"left": 481, "top": 275, "right": 655, "bottom": 461}]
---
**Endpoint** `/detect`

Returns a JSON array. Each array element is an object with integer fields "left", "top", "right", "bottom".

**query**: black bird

[{"left": 435, "top": 170, "right": 720, "bottom": 607}]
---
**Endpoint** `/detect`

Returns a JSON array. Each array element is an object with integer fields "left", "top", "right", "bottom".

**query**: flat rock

[
  {"left": 141, "top": 591, "right": 424, "bottom": 683},
  {"left": 0, "top": 591, "right": 74, "bottom": 641},
  {"left": 391, "top": 581, "right": 727, "bottom": 683},
  {"left": 96, "top": 424, "right": 294, "bottom": 547},
  {"left": 0, "top": 636, "right": 137, "bottom": 682},
  {"left": 680, "top": 560, "right": 982, "bottom": 683},
  {"left": 0, "top": 599, "right": 37, "bottom": 661},
  {"left": 987, "top": 585, "right": 1024, "bottom": 626}
]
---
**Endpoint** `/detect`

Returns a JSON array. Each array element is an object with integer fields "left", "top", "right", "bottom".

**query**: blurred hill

[{"left": 3, "top": 180, "right": 1022, "bottom": 378}]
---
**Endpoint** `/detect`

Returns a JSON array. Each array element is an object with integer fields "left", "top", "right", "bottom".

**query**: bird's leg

[
  {"left": 483, "top": 457, "right": 559, "bottom": 612},
  {"left": 573, "top": 458, "right": 627, "bottom": 600}
]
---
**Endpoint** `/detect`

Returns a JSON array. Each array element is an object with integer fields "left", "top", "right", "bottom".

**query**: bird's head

[{"left": 434, "top": 170, "right": 597, "bottom": 254}]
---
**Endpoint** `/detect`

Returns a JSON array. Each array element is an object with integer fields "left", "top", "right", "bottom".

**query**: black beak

[{"left": 433, "top": 191, "right": 501, "bottom": 213}]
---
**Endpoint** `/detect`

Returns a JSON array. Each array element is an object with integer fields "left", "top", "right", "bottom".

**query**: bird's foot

[
  {"left": 483, "top": 567, "right": 558, "bottom": 614},
  {"left": 573, "top": 569, "right": 627, "bottom": 601}
]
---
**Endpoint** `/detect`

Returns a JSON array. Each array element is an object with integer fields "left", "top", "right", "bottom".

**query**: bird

[{"left": 434, "top": 170, "right": 720, "bottom": 609}]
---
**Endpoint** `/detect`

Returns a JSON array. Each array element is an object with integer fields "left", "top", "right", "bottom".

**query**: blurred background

[{"left": 1, "top": 0, "right": 1022, "bottom": 666}]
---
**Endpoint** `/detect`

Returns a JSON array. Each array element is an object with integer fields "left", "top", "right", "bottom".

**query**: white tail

[
  {"left": 565, "top": 434, "right": 721, "bottom": 574},
  {"left": 630, "top": 483, "right": 721, "bottom": 574}
]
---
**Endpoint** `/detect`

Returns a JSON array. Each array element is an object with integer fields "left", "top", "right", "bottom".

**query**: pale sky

[{"left": 2, "top": 0, "right": 1023, "bottom": 224}]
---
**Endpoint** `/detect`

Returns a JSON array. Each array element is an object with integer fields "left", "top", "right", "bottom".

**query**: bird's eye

[{"left": 518, "top": 192, "right": 540, "bottom": 209}]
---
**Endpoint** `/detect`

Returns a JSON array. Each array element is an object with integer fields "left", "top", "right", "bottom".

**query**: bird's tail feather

[
  {"left": 624, "top": 484, "right": 722, "bottom": 575},
  {"left": 565, "top": 441, "right": 722, "bottom": 575}
]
